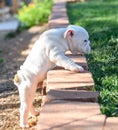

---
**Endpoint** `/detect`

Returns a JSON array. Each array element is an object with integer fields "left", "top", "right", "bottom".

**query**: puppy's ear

[{"left": 64, "top": 30, "right": 74, "bottom": 39}]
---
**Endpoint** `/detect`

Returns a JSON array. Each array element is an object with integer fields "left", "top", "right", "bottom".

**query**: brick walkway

[{"left": 37, "top": 0, "right": 118, "bottom": 129}]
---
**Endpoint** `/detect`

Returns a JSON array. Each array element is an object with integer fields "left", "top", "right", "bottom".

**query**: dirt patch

[{"left": 0, "top": 24, "right": 48, "bottom": 130}]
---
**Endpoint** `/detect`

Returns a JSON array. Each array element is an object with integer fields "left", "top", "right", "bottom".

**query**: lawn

[{"left": 67, "top": 0, "right": 118, "bottom": 117}]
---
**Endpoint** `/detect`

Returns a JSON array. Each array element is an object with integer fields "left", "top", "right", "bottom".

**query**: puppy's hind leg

[
  {"left": 29, "top": 86, "right": 39, "bottom": 117},
  {"left": 18, "top": 83, "right": 32, "bottom": 128}
]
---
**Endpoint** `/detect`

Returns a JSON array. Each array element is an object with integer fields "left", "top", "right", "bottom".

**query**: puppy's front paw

[{"left": 70, "top": 65, "right": 84, "bottom": 72}]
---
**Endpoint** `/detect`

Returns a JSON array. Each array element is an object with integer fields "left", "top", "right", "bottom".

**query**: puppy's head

[{"left": 64, "top": 25, "right": 91, "bottom": 54}]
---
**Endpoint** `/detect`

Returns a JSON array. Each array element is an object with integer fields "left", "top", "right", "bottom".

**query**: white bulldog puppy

[{"left": 13, "top": 25, "right": 91, "bottom": 128}]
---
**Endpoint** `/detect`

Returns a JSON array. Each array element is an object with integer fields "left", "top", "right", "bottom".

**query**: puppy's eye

[{"left": 84, "top": 40, "right": 87, "bottom": 42}]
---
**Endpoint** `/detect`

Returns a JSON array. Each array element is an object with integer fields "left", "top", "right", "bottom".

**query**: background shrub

[{"left": 16, "top": 0, "right": 53, "bottom": 29}]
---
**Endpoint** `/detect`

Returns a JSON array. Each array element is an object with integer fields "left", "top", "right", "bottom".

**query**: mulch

[{"left": 0, "top": 24, "right": 48, "bottom": 130}]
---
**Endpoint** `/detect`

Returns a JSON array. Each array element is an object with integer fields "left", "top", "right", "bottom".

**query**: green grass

[{"left": 67, "top": 0, "right": 118, "bottom": 117}]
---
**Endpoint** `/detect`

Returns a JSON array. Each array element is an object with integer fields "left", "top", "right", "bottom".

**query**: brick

[
  {"left": 46, "top": 90, "right": 99, "bottom": 102},
  {"left": 49, "top": 10, "right": 68, "bottom": 22},
  {"left": 53, "top": 115, "right": 105, "bottom": 130},
  {"left": 104, "top": 117, "right": 118, "bottom": 130},
  {"left": 49, "top": 0, "right": 69, "bottom": 28},
  {"left": 47, "top": 69, "right": 94, "bottom": 90},
  {"left": 37, "top": 100, "right": 102, "bottom": 130},
  {"left": 49, "top": 19, "right": 69, "bottom": 28}
]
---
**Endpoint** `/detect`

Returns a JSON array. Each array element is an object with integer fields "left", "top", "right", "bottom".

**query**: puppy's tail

[{"left": 13, "top": 73, "right": 21, "bottom": 85}]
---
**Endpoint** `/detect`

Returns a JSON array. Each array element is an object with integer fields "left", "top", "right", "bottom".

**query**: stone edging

[{"left": 36, "top": 0, "right": 118, "bottom": 129}]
